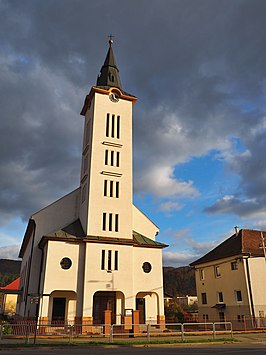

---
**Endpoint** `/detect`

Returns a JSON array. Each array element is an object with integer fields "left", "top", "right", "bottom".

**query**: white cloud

[
  {"left": 0, "top": 245, "right": 20, "bottom": 260},
  {"left": 159, "top": 201, "right": 183, "bottom": 213},
  {"left": 163, "top": 251, "right": 196, "bottom": 267}
]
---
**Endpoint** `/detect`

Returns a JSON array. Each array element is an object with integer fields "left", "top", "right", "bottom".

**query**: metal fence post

[
  {"left": 109, "top": 324, "right": 113, "bottom": 343},
  {"left": 147, "top": 323, "right": 151, "bottom": 343},
  {"left": 25, "top": 322, "right": 30, "bottom": 344},
  {"left": 212, "top": 323, "right": 216, "bottom": 339},
  {"left": 181, "top": 323, "right": 184, "bottom": 341}
]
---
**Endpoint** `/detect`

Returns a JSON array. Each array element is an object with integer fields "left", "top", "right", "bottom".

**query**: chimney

[{"left": 235, "top": 226, "right": 239, "bottom": 236}]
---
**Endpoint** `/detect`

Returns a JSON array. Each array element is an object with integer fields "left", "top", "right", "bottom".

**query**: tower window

[
  {"left": 108, "top": 250, "right": 112, "bottom": 271},
  {"left": 101, "top": 250, "right": 105, "bottom": 270},
  {"left": 109, "top": 213, "right": 113, "bottom": 231},
  {"left": 117, "top": 116, "right": 120, "bottom": 139},
  {"left": 116, "top": 152, "right": 120, "bottom": 167},
  {"left": 115, "top": 214, "right": 119, "bottom": 232},
  {"left": 102, "top": 213, "right": 107, "bottom": 231},
  {"left": 106, "top": 114, "right": 110, "bottom": 137},
  {"left": 111, "top": 114, "right": 115, "bottom": 138},
  {"left": 104, "top": 180, "right": 119, "bottom": 198},
  {"left": 114, "top": 251, "right": 118, "bottom": 270}
]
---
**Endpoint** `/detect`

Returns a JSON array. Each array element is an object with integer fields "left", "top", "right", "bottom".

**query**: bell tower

[{"left": 79, "top": 39, "right": 137, "bottom": 239}]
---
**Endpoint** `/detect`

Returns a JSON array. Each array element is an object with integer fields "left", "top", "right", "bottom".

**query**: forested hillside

[
  {"left": 0, "top": 259, "right": 21, "bottom": 287},
  {"left": 0, "top": 259, "right": 196, "bottom": 296},
  {"left": 163, "top": 266, "right": 196, "bottom": 296}
]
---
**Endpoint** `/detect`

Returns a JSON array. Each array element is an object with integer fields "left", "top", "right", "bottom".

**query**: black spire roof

[{"left": 96, "top": 37, "right": 122, "bottom": 89}]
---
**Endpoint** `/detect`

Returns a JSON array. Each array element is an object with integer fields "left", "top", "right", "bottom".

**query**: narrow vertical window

[
  {"left": 108, "top": 250, "right": 112, "bottom": 271},
  {"left": 104, "top": 180, "right": 107, "bottom": 196},
  {"left": 111, "top": 114, "right": 115, "bottom": 138},
  {"left": 106, "top": 113, "right": 110, "bottom": 137},
  {"left": 101, "top": 250, "right": 105, "bottom": 270},
  {"left": 110, "top": 180, "right": 113, "bottom": 197},
  {"left": 105, "top": 150, "right": 108, "bottom": 165},
  {"left": 109, "top": 213, "right": 113, "bottom": 231},
  {"left": 114, "top": 251, "right": 118, "bottom": 270},
  {"left": 117, "top": 115, "right": 120, "bottom": 139},
  {"left": 116, "top": 152, "right": 120, "bottom": 167},
  {"left": 102, "top": 213, "right": 107, "bottom": 231},
  {"left": 110, "top": 151, "right": 114, "bottom": 166},
  {"left": 116, "top": 181, "right": 119, "bottom": 198},
  {"left": 115, "top": 214, "right": 119, "bottom": 232}
]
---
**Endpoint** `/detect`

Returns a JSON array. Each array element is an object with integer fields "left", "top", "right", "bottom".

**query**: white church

[{"left": 16, "top": 39, "right": 167, "bottom": 329}]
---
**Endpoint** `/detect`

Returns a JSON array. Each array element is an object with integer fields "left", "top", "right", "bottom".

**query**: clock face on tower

[{"left": 109, "top": 92, "right": 119, "bottom": 103}]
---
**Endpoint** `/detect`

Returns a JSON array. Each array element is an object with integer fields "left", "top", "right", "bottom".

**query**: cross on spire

[{"left": 108, "top": 34, "right": 114, "bottom": 46}]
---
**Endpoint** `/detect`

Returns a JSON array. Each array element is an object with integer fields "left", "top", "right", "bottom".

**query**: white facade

[{"left": 17, "top": 42, "right": 166, "bottom": 326}]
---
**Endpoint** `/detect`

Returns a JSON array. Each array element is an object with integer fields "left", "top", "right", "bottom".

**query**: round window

[
  {"left": 60, "top": 257, "right": 72, "bottom": 270},
  {"left": 142, "top": 262, "right": 152, "bottom": 273}
]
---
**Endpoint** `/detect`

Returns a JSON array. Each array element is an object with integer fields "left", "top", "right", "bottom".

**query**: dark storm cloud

[{"left": 1, "top": 0, "right": 266, "bottom": 228}]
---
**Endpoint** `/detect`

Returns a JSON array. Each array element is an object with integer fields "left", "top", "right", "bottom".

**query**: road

[{"left": 1, "top": 345, "right": 266, "bottom": 355}]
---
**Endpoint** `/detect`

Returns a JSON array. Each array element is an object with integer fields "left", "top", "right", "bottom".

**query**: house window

[
  {"left": 231, "top": 261, "right": 238, "bottom": 270},
  {"left": 237, "top": 315, "right": 245, "bottom": 322},
  {"left": 215, "top": 265, "right": 221, "bottom": 278},
  {"left": 201, "top": 293, "right": 207, "bottom": 304},
  {"left": 199, "top": 269, "right": 205, "bottom": 281},
  {"left": 203, "top": 314, "right": 209, "bottom": 321},
  {"left": 217, "top": 292, "right": 224, "bottom": 303},
  {"left": 235, "top": 290, "right": 242, "bottom": 302}
]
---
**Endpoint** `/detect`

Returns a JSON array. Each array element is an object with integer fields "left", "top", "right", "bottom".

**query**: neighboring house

[
  {"left": 16, "top": 39, "right": 167, "bottom": 328},
  {"left": 164, "top": 293, "right": 174, "bottom": 306},
  {"left": 176, "top": 295, "right": 198, "bottom": 307},
  {"left": 190, "top": 228, "right": 266, "bottom": 329},
  {"left": 0, "top": 278, "right": 20, "bottom": 317}
]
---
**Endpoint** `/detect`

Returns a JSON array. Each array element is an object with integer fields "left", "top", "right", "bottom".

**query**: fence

[{"left": 0, "top": 321, "right": 233, "bottom": 344}]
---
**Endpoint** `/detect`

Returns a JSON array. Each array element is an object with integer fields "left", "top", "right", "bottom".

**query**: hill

[
  {"left": 0, "top": 259, "right": 21, "bottom": 287},
  {"left": 163, "top": 266, "right": 196, "bottom": 296},
  {"left": 0, "top": 259, "right": 196, "bottom": 296}
]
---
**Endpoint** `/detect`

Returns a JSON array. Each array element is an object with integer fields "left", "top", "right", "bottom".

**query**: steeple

[{"left": 96, "top": 35, "right": 122, "bottom": 89}]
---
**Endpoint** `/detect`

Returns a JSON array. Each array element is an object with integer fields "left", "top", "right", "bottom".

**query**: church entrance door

[
  {"left": 136, "top": 298, "right": 146, "bottom": 324},
  {"left": 93, "top": 291, "right": 116, "bottom": 324},
  {"left": 52, "top": 297, "right": 66, "bottom": 323}
]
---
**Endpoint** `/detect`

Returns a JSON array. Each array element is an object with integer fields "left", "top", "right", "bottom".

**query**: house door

[
  {"left": 52, "top": 297, "right": 66, "bottom": 323},
  {"left": 93, "top": 291, "right": 116, "bottom": 324},
  {"left": 136, "top": 298, "right": 146, "bottom": 324}
]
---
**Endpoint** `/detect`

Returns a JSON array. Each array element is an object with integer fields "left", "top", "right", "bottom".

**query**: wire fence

[{"left": 0, "top": 321, "right": 233, "bottom": 344}]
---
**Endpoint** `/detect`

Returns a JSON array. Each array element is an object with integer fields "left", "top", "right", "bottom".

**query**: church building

[{"left": 16, "top": 39, "right": 167, "bottom": 328}]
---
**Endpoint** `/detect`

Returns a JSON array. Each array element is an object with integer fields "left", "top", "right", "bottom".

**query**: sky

[{"left": 1, "top": 0, "right": 266, "bottom": 266}]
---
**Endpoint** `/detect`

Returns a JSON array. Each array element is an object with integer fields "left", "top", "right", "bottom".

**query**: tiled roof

[
  {"left": 190, "top": 229, "right": 266, "bottom": 266},
  {"left": 0, "top": 277, "right": 20, "bottom": 291}
]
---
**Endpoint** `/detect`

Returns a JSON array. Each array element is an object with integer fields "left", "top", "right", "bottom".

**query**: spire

[{"left": 96, "top": 35, "right": 122, "bottom": 89}]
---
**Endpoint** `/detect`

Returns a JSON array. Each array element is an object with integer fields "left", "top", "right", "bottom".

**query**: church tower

[
  {"left": 79, "top": 38, "right": 136, "bottom": 240},
  {"left": 17, "top": 38, "right": 166, "bottom": 328}
]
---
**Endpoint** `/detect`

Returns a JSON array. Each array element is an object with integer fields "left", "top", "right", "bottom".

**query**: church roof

[
  {"left": 96, "top": 38, "right": 122, "bottom": 90},
  {"left": 40, "top": 219, "right": 167, "bottom": 249},
  {"left": 133, "top": 231, "right": 168, "bottom": 248},
  {"left": 190, "top": 229, "right": 266, "bottom": 266}
]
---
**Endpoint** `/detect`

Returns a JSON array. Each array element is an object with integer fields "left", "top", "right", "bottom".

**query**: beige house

[
  {"left": 16, "top": 39, "right": 167, "bottom": 327},
  {"left": 191, "top": 228, "right": 266, "bottom": 329}
]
